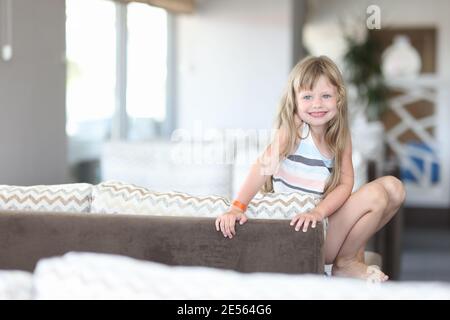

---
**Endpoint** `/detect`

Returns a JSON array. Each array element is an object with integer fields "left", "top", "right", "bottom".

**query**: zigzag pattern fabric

[
  {"left": 248, "top": 192, "right": 321, "bottom": 219},
  {"left": 0, "top": 183, "right": 93, "bottom": 213},
  {"left": 91, "top": 181, "right": 229, "bottom": 217},
  {"left": 91, "top": 181, "right": 321, "bottom": 219}
]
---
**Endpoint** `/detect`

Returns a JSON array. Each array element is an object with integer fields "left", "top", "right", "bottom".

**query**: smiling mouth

[{"left": 309, "top": 111, "right": 328, "bottom": 118}]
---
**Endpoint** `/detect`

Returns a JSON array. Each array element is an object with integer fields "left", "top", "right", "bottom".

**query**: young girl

[{"left": 215, "top": 55, "right": 406, "bottom": 282}]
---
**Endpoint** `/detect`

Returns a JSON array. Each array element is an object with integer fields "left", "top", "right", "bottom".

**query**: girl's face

[{"left": 295, "top": 75, "right": 338, "bottom": 128}]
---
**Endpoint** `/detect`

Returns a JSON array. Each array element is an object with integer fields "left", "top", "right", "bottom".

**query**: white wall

[
  {"left": 0, "top": 0, "right": 68, "bottom": 185},
  {"left": 175, "top": 0, "right": 295, "bottom": 132}
]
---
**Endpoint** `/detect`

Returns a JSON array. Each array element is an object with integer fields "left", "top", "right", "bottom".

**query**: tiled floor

[{"left": 400, "top": 228, "right": 450, "bottom": 282}]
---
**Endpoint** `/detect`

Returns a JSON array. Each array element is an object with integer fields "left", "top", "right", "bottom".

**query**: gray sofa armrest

[{"left": 0, "top": 211, "right": 324, "bottom": 274}]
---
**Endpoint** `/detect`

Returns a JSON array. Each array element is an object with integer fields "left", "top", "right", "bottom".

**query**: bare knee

[
  {"left": 363, "top": 183, "right": 389, "bottom": 212},
  {"left": 379, "top": 176, "right": 406, "bottom": 207}
]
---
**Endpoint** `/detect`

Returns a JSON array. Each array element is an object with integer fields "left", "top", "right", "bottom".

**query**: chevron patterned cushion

[
  {"left": 91, "top": 181, "right": 321, "bottom": 219},
  {"left": 0, "top": 183, "right": 93, "bottom": 213},
  {"left": 91, "top": 181, "right": 229, "bottom": 217},
  {"left": 248, "top": 192, "right": 321, "bottom": 219}
]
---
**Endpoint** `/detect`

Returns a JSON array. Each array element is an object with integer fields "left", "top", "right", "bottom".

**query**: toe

[{"left": 366, "top": 265, "right": 388, "bottom": 282}]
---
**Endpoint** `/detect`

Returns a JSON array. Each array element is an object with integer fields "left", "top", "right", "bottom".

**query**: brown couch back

[{"left": 0, "top": 211, "right": 324, "bottom": 274}]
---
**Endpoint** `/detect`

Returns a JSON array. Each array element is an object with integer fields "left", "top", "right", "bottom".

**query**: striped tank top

[{"left": 272, "top": 124, "right": 334, "bottom": 196}]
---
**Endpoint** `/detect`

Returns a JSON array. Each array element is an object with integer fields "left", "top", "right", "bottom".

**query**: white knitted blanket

[{"left": 24, "top": 252, "right": 450, "bottom": 300}]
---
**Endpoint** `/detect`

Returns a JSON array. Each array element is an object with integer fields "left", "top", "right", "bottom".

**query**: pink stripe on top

[
  {"left": 272, "top": 123, "right": 333, "bottom": 196},
  {"left": 274, "top": 166, "right": 326, "bottom": 192}
]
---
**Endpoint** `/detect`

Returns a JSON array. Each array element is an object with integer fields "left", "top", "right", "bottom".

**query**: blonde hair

[{"left": 261, "top": 55, "right": 350, "bottom": 198}]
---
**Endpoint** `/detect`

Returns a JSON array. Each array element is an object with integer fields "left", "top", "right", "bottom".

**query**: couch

[
  {"left": 0, "top": 181, "right": 324, "bottom": 274},
  {"left": 2, "top": 182, "right": 449, "bottom": 299},
  {"left": 0, "top": 212, "right": 324, "bottom": 274}
]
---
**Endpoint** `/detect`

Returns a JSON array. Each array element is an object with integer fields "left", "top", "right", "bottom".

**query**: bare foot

[{"left": 332, "top": 258, "right": 389, "bottom": 283}]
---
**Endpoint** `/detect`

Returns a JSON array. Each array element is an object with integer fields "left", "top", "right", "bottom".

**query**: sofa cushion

[
  {"left": 0, "top": 183, "right": 93, "bottom": 213},
  {"left": 91, "top": 181, "right": 229, "bottom": 217},
  {"left": 91, "top": 181, "right": 321, "bottom": 219},
  {"left": 248, "top": 192, "right": 321, "bottom": 219},
  {"left": 0, "top": 270, "right": 33, "bottom": 300},
  {"left": 32, "top": 252, "right": 450, "bottom": 299}
]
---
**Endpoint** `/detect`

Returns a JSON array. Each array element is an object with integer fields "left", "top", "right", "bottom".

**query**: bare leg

[
  {"left": 372, "top": 177, "right": 406, "bottom": 231},
  {"left": 353, "top": 176, "right": 405, "bottom": 265},
  {"left": 324, "top": 176, "right": 405, "bottom": 281},
  {"left": 356, "top": 246, "right": 365, "bottom": 263}
]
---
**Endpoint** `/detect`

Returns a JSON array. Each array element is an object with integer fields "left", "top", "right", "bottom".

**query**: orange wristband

[{"left": 232, "top": 200, "right": 247, "bottom": 212}]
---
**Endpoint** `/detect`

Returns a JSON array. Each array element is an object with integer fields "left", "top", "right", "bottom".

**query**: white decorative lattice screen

[{"left": 384, "top": 75, "right": 450, "bottom": 207}]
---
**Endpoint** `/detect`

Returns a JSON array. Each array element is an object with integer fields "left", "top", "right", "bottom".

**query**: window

[
  {"left": 127, "top": 3, "right": 167, "bottom": 120},
  {"left": 66, "top": 0, "right": 116, "bottom": 141},
  {"left": 66, "top": 0, "right": 171, "bottom": 155},
  {"left": 127, "top": 2, "right": 168, "bottom": 139}
]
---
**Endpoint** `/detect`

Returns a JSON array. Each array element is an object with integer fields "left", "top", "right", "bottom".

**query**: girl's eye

[
  {"left": 323, "top": 94, "right": 332, "bottom": 99},
  {"left": 303, "top": 95, "right": 312, "bottom": 100}
]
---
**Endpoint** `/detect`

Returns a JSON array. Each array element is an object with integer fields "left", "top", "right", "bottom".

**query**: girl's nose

[{"left": 313, "top": 97, "right": 322, "bottom": 107}]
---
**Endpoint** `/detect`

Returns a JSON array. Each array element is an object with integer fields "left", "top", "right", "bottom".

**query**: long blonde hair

[{"left": 261, "top": 55, "right": 349, "bottom": 198}]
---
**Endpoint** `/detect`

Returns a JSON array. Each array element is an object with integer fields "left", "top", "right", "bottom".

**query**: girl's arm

[
  {"left": 216, "top": 127, "right": 289, "bottom": 238},
  {"left": 234, "top": 127, "right": 289, "bottom": 207},
  {"left": 314, "top": 136, "right": 354, "bottom": 219}
]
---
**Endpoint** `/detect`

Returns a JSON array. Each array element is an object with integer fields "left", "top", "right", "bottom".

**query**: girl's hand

[
  {"left": 290, "top": 210, "right": 324, "bottom": 232},
  {"left": 215, "top": 208, "right": 248, "bottom": 239}
]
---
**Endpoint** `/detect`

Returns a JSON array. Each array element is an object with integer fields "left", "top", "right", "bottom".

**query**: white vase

[{"left": 381, "top": 35, "right": 422, "bottom": 78}]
